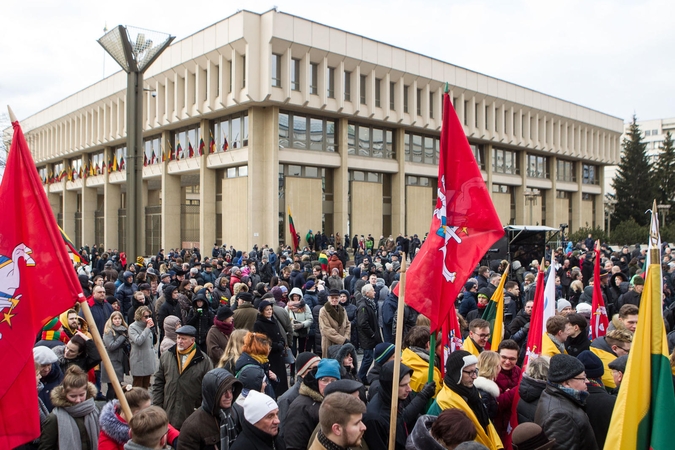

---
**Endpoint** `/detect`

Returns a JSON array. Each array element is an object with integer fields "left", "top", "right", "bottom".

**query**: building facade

[{"left": 20, "top": 9, "right": 623, "bottom": 255}]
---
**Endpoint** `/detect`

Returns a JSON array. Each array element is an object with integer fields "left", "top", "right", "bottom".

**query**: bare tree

[{"left": 0, "top": 113, "right": 10, "bottom": 169}]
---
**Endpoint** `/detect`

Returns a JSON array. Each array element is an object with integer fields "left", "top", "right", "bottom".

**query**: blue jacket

[{"left": 459, "top": 291, "right": 478, "bottom": 318}]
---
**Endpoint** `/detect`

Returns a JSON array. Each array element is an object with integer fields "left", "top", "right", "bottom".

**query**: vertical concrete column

[
  {"left": 62, "top": 165, "right": 77, "bottom": 241},
  {"left": 334, "top": 118, "right": 350, "bottom": 236},
  {"left": 515, "top": 150, "right": 527, "bottom": 224},
  {"left": 484, "top": 144, "right": 493, "bottom": 191},
  {"left": 570, "top": 162, "right": 584, "bottom": 232},
  {"left": 103, "top": 147, "right": 120, "bottom": 249},
  {"left": 391, "top": 128, "right": 406, "bottom": 236},
  {"left": 161, "top": 168, "right": 182, "bottom": 252},
  {"left": 199, "top": 119, "right": 216, "bottom": 251},
  {"left": 48, "top": 191, "right": 61, "bottom": 219},
  {"left": 248, "top": 106, "right": 279, "bottom": 250},
  {"left": 546, "top": 156, "right": 558, "bottom": 228},
  {"left": 140, "top": 180, "right": 148, "bottom": 254},
  {"left": 81, "top": 182, "right": 97, "bottom": 249},
  {"left": 596, "top": 169, "right": 605, "bottom": 230}
]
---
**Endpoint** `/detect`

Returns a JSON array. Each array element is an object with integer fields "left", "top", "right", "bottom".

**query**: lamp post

[
  {"left": 604, "top": 198, "right": 617, "bottom": 241},
  {"left": 98, "top": 26, "right": 174, "bottom": 265},
  {"left": 524, "top": 189, "right": 538, "bottom": 225},
  {"left": 658, "top": 204, "right": 671, "bottom": 227}
]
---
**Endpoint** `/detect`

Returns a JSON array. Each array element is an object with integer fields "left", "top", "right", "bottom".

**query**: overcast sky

[{"left": 2, "top": 0, "right": 674, "bottom": 125}]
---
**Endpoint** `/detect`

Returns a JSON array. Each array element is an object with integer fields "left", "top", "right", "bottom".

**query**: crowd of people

[{"left": 22, "top": 233, "right": 675, "bottom": 450}]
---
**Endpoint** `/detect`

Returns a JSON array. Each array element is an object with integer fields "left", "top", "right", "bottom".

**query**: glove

[{"left": 420, "top": 381, "right": 436, "bottom": 400}]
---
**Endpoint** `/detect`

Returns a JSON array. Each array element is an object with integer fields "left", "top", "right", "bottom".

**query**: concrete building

[
  {"left": 21, "top": 9, "right": 623, "bottom": 255},
  {"left": 605, "top": 117, "right": 675, "bottom": 196}
]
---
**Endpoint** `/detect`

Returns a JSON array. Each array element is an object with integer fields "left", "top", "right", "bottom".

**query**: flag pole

[
  {"left": 7, "top": 105, "right": 17, "bottom": 123},
  {"left": 388, "top": 253, "right": 407, "bottom": 450},
  {"left": 79, "top": 299, "right": 133, "bottom": 419}
]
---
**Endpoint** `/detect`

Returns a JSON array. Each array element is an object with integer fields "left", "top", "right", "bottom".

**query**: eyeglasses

[
  {"left": 472, "top": 332, "right": 490, "bottom": 339},
  {"left": 462, "top": 369, "right": 479, "bottom": 377},
  {"left": 572, "top": 376, "right": 588, "bottom": 381},
  {"left": 500, "top": 355, "right": 518, "bottom": 362}
]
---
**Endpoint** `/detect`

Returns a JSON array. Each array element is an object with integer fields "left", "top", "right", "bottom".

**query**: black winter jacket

[
  {"left": 517, "top": 374, "right": 546, "bottom": 423},
  {"left": 357, "top": 297, "right": 382, "bottom": 350}
]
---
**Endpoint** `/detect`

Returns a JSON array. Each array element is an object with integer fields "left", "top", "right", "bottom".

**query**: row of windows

[
  {"left": 527, "top": 155, "right": 548, "bottom": 179},
  {"left": 582, "top": 164, "right": 599, "bottom": 185},
  {"left": 406, "top": 176, "right": 432, "bottom": 186},
  {"left": 644, "top": 129, "right": 660, "bottom": 137},
  {"left": 347, "top": 124, "right": 394, "bottom": 159},
  {"left": 492, "top": 148, "right": 519, "bottom": 175},
  {"left": 350, "top": 170, "right": 383, "bottom": 183},
  {"left": 279, "top": 112, "right": 336, "bottom": 152},
  {"left": 404, "top": 133, "right": 439, "bottom": 165}
]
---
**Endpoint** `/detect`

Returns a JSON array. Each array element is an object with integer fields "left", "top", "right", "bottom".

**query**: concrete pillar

[
  {"left": 248, "top": 106, "right": 279, "bottom": 250},
  {"left": 596, "top": 169, "right": 605, "bottom": 230},
  {"left": 199, "top": 119, "right": 216, "bottom": 251},
  {"left": 570, "top": 162, "right": 584, "bottom": 232},
  {"left": 391, "top": 127, "right": 406, "bottom": 236},
  {"left": 48, "top": 192, "right": 61, "bottom": 219},
  {"left": 485, "top": 144, "right": 493, "bottom": 191},
  {"left": 161, "top": 171, "right": 182, "bottom": 251},
  {"left": 140, "top": 180, "right": 148, "bottom": 254},
  {"left": 103, "top": 148, "right": 120, "bottom": 250},
  {"left": 515, "top": 150, "right": 527, "bottom": 224},
  {"left": 82, "top": 184, "right": 97, "bottom": 249},
  {"left": 63, "top": 185, "right": 77, "bottom": 241},
  {"left": 334, "top": 118, "right": 350, "bottom": 236},
  {"left": 546, "top": 156, "right": 558, "bottom": 228}
]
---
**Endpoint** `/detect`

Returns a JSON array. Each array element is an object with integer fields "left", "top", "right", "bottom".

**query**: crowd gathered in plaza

[{"left": 21, "top": 231, "right": 675, "bottom": 450}]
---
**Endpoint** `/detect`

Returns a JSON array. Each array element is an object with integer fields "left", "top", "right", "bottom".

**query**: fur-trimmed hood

[
  {"left": 474, "top": 376, "right": 500, "bottom": 398},
  {"left": 99, "top": 400, "right": 129, "bottom": 444},
  {"left": 327, "top": 342, "right": 358, "bottom": 376},
  {"left": 299, "top": 381, "right": 324, "bottom": 403},
  {"left": 50, "top": 382, "right": 97, "bottom": 408}
]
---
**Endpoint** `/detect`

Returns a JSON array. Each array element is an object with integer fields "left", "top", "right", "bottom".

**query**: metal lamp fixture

[{"left": 98, "top": 25, "right": 174, "bottom": 264}]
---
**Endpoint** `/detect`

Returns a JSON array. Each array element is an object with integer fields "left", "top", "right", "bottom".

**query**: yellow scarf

[
  {"left": 176, "top": 344, "right": 197, "bottom": 374},
  {"left": 250, "top": 353, "right": 269, "bottom": 365},
  {"left": 436, "top": 386, "right": 503, "bottom": 450},
  {"left": 463, "top": 337, "right": 483, "bottom": 357}
]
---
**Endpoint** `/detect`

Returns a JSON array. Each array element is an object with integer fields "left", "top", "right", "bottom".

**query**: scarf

[
  {"left": 549, "top": 381, "right": 590, "bottom": 404},
  {"left": 446, "top": 378, "right": 490, "bottom": 430},
  {"left": 53, "top": 398, "right": 99, "bottom": 450},
  {"left": 176, "top": 343, "right": 197, "bottom": 374},
  {"left": 324, "top": 302, "right": 345, "bottom": 325},
  {"left": 587, "top": 377, "right": 604, "bottom": 389},
  {"left": 317, "top": 428, "right": 349, "bottom": 450},
  {"left": 214, "top": 317, "right": 234, "bottom": 336},
  {"left": 250, "top": 353, "right": 269, "bottom": 365},
  {"left": 219, "top": 410, "right": 237, "bottom": 450}
]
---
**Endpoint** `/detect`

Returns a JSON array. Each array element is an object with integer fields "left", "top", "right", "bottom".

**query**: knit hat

[
  {"left": 216, "top": 306, "right": 234, "bottom": 321},
  {"left": 41, "top": 317, "right": 62, "bottom": 341},
  {"left": 279, "top": 286, "right": 288, "bottom": 294},
  {"left": 556, "top": 299, "right": 572, "bottom": 313},
  {"left": 576, "top": 350, "right": 604, "bottom": 379},
  {"left": 445, "top": 350, "right": 478, "bottom": 385},
  {"left": 304, "top": 280, "right": 315, "bottom": 290},
  {"left": 547, "top": 354, "right": 585, "bottom": 383},
  {"left": 465, "top": 280, "right": 477, "bottom": 290},
  {"left": 243, "top": 390, "right": 278, "bottom": 424},
  {"left": 374, "top": 342, "right": 396, "bottom": 364},
  {"left": 296, "top": 352, "right": 321, "bottom": 377},
  {"left": 608, "top": 355, "right": 628, "bottom": 373},
  {"left": 477, "top": 288, "right": 491, "bottom": 298},
  {"left": 33, "top": 346, "right": 58, "bottom": 365},
  {"left": 512, "top": 422, "right": 555, "bottom": 450},
  {"left": 323, "top": 379, "right": 363, "bottom": 397},
  {"left": 237, "top": 292, "right": 254, "bottom": 303},
  {"left": 258, "top": 299, "right": 275, "bottom": 312},
  {"left": 632, "top": 275, "right": 644, "bottom": 286},
  {"left": 315, "top": 359, "right": 341, "bottom": 380},
  {"left": 138, "top": 283, "right": 151, "bottom": 291},
  {"left": 575, "top": 302, "right": 592, "bottom": 314}
]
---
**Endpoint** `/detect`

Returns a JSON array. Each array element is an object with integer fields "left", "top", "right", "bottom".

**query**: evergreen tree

[
  {"left": 611, "top": 115, "right": 656, "bottom": 227},
  {"left": 654, "top": 131, "right": 675, "bottom": 208}
]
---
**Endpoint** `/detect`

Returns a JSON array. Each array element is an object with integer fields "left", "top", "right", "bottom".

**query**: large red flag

[
  {"left": 0, "top": 116, "right": 85, "bottom": 448},
  {"left": 591, "top": 241, "right": 609, "bottom": 339},
  {"left": 396, "top": 92, "right": 503, "bottom": 331}
]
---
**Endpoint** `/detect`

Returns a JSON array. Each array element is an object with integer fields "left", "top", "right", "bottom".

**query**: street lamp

[
  {"left": 524, "top": 189, "right": 539, "bottom": 225},
  {"left": 658, "top": 204, "right": 671, "bottom": 227},
  {"left": 98, "top": 26, "right": 174, "bottom": 264},
  {"left": 604, "top": 197, "right": 617, "bottom": 241}
]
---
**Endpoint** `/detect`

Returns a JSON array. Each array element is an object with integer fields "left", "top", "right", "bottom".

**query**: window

[
  {"left": 91, "top": 151, "right": 105, "bottom": 175},
  {"left": 327, "top": 67, "right": 335, "bottom": 98},
  {"left": 492, "top": 184, "right": 510, "bottom": 194},
  {"left": 470, "top": 144, "right": 485, "bottom": 170},
  {"left": 278, "top": 111, "right": 337, "bottom": 152},
  {"left": 214, "top": 112, "right": 249, "bottom": 152},
  {"left": 271, "top": 54, "right": 281, "bottom": 87},
  {"left": 347, "top": 123, "right": 394, "bottom": 158},
  {"left": 404, "top": 132, "right": 440, "bottom": 165},
  {"left": 406, "top": 176, "right": 432, "bottom": 186},
  {"left": 653, "top": 129, "right": 659, "bottom": 135},
  {"left": 417, "top": 89, "right": 422, "bottom": 116},
  {"left": 464, "top": 101, "right": 469, "bottom": 126},
  {"left": 375, "top": 78, "right": 381, "bottom": 107},
  {"left": 281, "top": 164, "right": 323, "bottom": 178},
  {"left": 556, "top": 190, "right": 570, "bottom": 199},
  {"left": 390, "top": 82, "right": 395, "bottom": 110},
  {"left": 242, "top": 56, "right": 246, "bottom": 88},
  {"left": 310, "top": 63, "right": 318, "bottom": 95},
  {"left": 492, "top": 147, "right": 519, "bottom": 175},
  {"left": 228, "top": 61, "right": 233, "bottom": 93},
  {"left": 144, "top": 136, "right": 161, "bottom": 165},
  {"left": 360, "top": 74, "right": 367, "bottom": 104},
  {"left": 404, "top": 86, "right": 409, "bottom": 113},
  {"left": 582, "top": 164, "right": 599, "bottom": 185},
  {"left": 350, "top": 171, "right": 382, "bottom": 183},
  {"left": 173, "top": 127, "right": 200, "bottom": 159},
  {"left": 556, "top": 160, "right": 575, "bottom": 182},
  {"left": 526, "top": 154, "right": 548, "bottom": 178},
  {"left": 291, "top": 58, "right": 300, "bottom": 91},
  {"left": 429, "top": 92, "right": 434, "bottom": 118},
  {"left": 226, "top": 166, "right": 248, "bottom": 178},
  {"left": 344, "top": 71, "right": 351, "bottom": 101}
]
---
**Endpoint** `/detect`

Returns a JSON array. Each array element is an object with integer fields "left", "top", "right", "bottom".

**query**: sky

[{"left": 2, "top": 0, "right": 674, "bottom": 125}]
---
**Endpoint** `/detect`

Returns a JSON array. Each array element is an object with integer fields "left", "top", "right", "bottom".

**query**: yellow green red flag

[{"left": 481, "top": 265, "right": 509, "bottom": 349}]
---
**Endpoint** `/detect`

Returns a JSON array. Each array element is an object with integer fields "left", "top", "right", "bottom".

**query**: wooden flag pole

[
  {"left": 388, "top": 253, "right": 407, "bottom": 450},
  {"left": 79, "top": 299, "right": 133, "bottom": 419}
]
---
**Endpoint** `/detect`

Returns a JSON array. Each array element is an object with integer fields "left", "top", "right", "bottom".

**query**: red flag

[
  {"left": 394, "top": 92, "right": 503, "bottom": 331},
  {"left": 0, "top": 117, "right": 85, "bottom": 448},
  {"left": 591, "top": 241, "right": 609, "bottom": 339}
]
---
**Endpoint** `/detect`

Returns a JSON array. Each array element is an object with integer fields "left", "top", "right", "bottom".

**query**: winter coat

[
  {"left": 405, "top": 415, "right": 447, "bottom": 450},
  {"left": 341, "top": 300, "right": 359, "bottom": 344},
  {"left": 326, "top": 275, "right": 344, "bottom": 291},
  {"left": 254, "top": 314, "right": 289, "bottom": 397},
  {"left": 234, "top": 352, "right": 276, "bottom": 399},
  {"left": 52, "top": 338, "right": 101, "bottom": 374},
  {"left": 474, "top": 376, "right": 499, "bottom": 420},
  {"left": 459, "top": 291, "right": 478, "bottom": 318},
  {"left": 160, "top": 315, "right": 181, "bottom": 356},
  {"left": 186, "top": 302, "right": 215, "bottom": 346},
  {"left": 585, "top": 383, "right": 616, "bottom": 449},
  {"left": 356, "top": 297, "right": 381, "bottom": 350},
  {"left": 327, "top": 343, "right": 359, "bottom": 380},
  {"left": 534, "top": 384, "right": 598, "bottom": 450},
  {"left": 494, "top": 365, "right": 521, "bottom": 438},
  {"left": 286, "top": 304, "right": 313, "bottom": 338},
  {"left": 38, "top": 361, "right": 64, "bottom": 412},
  {"left": 98, "top": 400, "right": 130, "bottom": 450},
  {"left": 102, "top": 325, "right": 129, "bottom": 383},
  {"left": 283, "top": 380, "right": 323, "bottom": 450},
  {"left": 327, "top": 254, "right": 344, "bottom": 275},
  {"left": 151, "top": 344, "right": 213, "bottom": 430},
  {"left": 128, "top": 320, "right": 156, "bottom": 376},
  {"left": 618, "top": 289, "right": 642, "bottom": 309},
  {"left": 303, "top": 290, "right": 319, "bottom": 311},
  {"left": 517, "top": 375, "right": 546, "bottom": 423},
  {"left": 126, "top": 295, "right": 155, "bottom": 327},
  {"left": 178, "top": 368, "right": 243, "bottom": 450},
  {"left": 400, "top": 347, "right": 442, "bottom": 396},
  {"left": 229, "top": 415, "right": 286, "bottom": 450},
  {"left": 205, "top": 325, "right": 230, "bottom": 367},
  {"left": 566, "top": 331, "right": 591, "bottom": 357},
  {"left": 277, "top": 379, "right": 301, "bottom": 429},
  {"left": 85, "top": 298, "right": 114, "bottom": 335},
  {"left": 40, "top": 383, "right": 99, "bottom": 450},
  {"left": 318, "top": 305, "right": 350, "bottom": 358},
  {"left": 381, "top": 291, "right": 398, "bottom": 343},
  {"left": 115, "top": 280, "right": 138, "bottom": 316},
  {"left": 158, "top": 297, "right": 182, "bottom": 342},
  {"left": 212, "top": 277, "right": 232, "bottom": 306},
  {"left": 232, "top": 302, "right": 258, "bottom": 332}
]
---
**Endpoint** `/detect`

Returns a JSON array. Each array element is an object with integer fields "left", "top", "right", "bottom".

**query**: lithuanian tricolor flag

[
  {"left": 288, "top": 207, "right": 300, "bottom": 253},
  {"left": 482, "top": 265, "right": 508, "bottom": 349},
  {"left": 604, "top": 204, "right": 675, "bottom": 450}
]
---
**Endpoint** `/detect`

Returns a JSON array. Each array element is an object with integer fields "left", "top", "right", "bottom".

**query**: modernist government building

[{"left": 21, "top": 10, "right": 624, "bottom": 255}]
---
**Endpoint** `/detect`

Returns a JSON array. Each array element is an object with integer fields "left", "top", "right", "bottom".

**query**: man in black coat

[
  {"left": 356, "top": 284, "right": 382, "bottom": 384},
  {"left": 577, "top": 351, "right": 616, "bottom": 450},
  {"left": 231, "top": 390, "right": 285, "bottom": 450}
]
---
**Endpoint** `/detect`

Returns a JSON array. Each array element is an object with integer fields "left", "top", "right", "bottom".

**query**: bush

[
  {"left": 568, "top": 226, "right": 608, "bottom": 246},
  {"left": 610, "top": 219, "right": 648, "bottom": 246}
]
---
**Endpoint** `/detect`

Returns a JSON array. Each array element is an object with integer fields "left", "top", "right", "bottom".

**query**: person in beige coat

[{"left": 318, "top": 289, "right": 351, "bottom": 358}]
